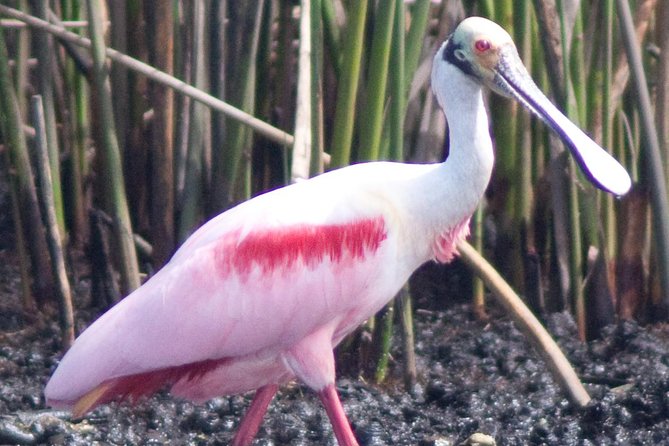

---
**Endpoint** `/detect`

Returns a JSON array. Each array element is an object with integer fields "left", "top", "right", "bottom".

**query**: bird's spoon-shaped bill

[{"left": 493, "top": 45, "right": 632, "bottom": 197}]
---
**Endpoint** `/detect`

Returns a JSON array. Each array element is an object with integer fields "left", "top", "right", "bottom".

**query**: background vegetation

[{"left": 0, "top": 0, "right": 667, "bottom": 386}]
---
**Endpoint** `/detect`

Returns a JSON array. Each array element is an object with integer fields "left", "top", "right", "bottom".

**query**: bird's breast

[{"left": 432, "top": 216, "right": 472, "bottom": 263}]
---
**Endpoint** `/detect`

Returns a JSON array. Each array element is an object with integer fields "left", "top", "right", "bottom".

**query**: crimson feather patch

[{"left": 214, "top": 216, "right": 388, "bottom": 278}]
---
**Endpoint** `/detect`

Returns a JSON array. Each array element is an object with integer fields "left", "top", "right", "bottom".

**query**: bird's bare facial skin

[
  {"left": 470, "top": 36, "right": 499, "bottom": 73},
  {"left": 446, "top": 17, "right": 516, "bottom": 86},
  {"left": 443, "top": 36, "right": 501, "bottom": 85}
]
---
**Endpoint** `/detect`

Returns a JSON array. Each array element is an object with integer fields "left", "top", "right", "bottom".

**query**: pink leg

[
  {"left": 231, "top": 384, "right": 279, "bottom": 446},
  {"left": 318, "top": 383, "right": 359, "bottom": 446}
]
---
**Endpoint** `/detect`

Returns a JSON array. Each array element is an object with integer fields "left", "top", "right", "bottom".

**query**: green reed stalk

[
  {"left": 270, "top": 1, "right": 294, "bottom": 186},
  {"left": 86, "top": 0, "right": 141, "bottom": 293},
  {"left": 30, "top": 0, "right": 66, "bottom": 237},
  {"left": 359, "top": 0, "right": 395, "bottom": 161},
  {"left": 490, "top": 0, "right": 517, "bottom": 187},
  {"left": 125, "top": 0, "right": 151, "bottom": 230},
  {"left": 477, "top": 0, "right": 494, "bottom": 18},
  {"left": 31, "top": 95, "right": 75, "bottom": 348},
  {"left": 398, "top": 284, "right": 417, "bottom": 391},
  {"left": 210, "top": 0, "right": 227, "bottom": 204},
  {"left": 373, "top": 300, "right": 394, "bottom": 384},
  {"left": 375, "top": 0, "right": 412, "bottom": 386},
  {"left": 321, "top": 0, "right": 341, "bottom": 78},
  {"left": 571, "top": 8, "right": 599, "bottom": 261},
  {"left": 178, "top": 0, "right": 209, "bottom": 241},
  {"left": 521, "top": 10, "right": 535, "bottom": 223},
  {"left": 389, "top": 0, "right": 405, "bottom": 161},
  {"left": 657, "top": 1, "right": 669, "bottom": 189},
  {"left": 15, "top": 0, "right": 29, "bottom": 115},
  {"left": 491, "top": 0, "right": 522, "bottom": 287},
  {"left": 310, "top": 0, "right": 324, "bottom": 175},
  {"left": 472, "top": 206, "right": 487, "bottom": 318},
  {"left": 365, "top": 0, "right": 397, "bottom": 383},
  {"left": 6, "top": 152, "right": 35, "bottom": 313},
  {"left": 61, "top": 0, "right": 89, "bottom": 245},
  {"left": 110, "top": 0, "right": 128, "bottom": 158},
  {"left": 212, "top": 1, "right": 264, "bottom": 211},
  {"left": 403, "top": 0, "right": 429, "bottom": 93},
  {"left": 173, "top": 1, "right": 191, "bottom": 219},
  {"left": 514, "top": 0, "right": 533, "bottom": 282},
  {"left": 599, "top": 0, "right": 616, "bottom": 256},
  {"left": 532, "top": 1, "right": 570, "bottom": 309},
  {"left": 0, "top": 24, "right": 53, "bottom": 303},
  {"left": 558, "top": 2, "right": 586, "bottom": 339},
  {"left": 616, "top": 0, "right": 669, "bottom": 315},
  {"left": 569, "top": 8, "right": 586, "bottom": 127},
  {"left": 330, "top": 0, "right": 368, "bottom": 167},
  {"left": 0, "top": 26, "right": 37, "bottom": 312}
]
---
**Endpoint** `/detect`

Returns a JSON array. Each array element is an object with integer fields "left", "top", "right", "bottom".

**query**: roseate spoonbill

[{"left": 45, "top": 17, "right": 631, "bottom": 445}]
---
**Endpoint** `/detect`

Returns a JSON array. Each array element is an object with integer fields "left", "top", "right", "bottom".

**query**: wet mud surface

[{"left": 1, "top": 253, "right": 669, "bottom": 445}]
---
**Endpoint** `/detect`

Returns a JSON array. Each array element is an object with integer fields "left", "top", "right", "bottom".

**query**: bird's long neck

[
  {"left": 404, "top": 59, "right": 494, "bottom": 263},
  {"left": 440, "top": 66, "right": 493, "bottom": 176},
  {"left": 439, "top": 63, "right": 494, "bottom": 201}
]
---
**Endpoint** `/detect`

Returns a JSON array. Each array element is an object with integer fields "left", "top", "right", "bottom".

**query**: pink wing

[{"left": 44, "top": 178, "right": 407, "bottom": 415}]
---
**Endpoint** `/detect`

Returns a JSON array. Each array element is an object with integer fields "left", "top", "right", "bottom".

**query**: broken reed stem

[
  {"left": 30, "top": 95, "right": 75, "bottom": 349},
  {"left": 457, "top": 240, "right": 591, "bottom": 408},
  {"left": 0, "top": 4, "right": 293, "bottom": 147}
]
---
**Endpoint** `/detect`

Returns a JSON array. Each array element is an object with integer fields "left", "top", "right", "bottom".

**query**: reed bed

[{"left": 0, "top": 0, "right": 667, "bottom": 389}]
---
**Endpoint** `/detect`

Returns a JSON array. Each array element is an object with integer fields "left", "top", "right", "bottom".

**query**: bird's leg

[
  {"left": 231, "top": 383, "right": 279, "bottom": 446},
  {"left": 318, "top": 383, "right": 359, "bottom": 446},
  {"left": 283, "top": 327, "right": 359, "bottom": 445}
]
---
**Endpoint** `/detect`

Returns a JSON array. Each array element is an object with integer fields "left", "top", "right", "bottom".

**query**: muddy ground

[{"left": 1, "top": 247, "right": 669, "bottom": 445}]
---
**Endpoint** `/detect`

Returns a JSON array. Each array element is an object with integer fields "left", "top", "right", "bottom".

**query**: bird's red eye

[{"left": 475, "top": 39, "right": 491, "bottom": 52}]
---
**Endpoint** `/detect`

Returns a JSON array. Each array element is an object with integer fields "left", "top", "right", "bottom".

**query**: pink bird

[{"left": 45, "top": 17, "right": 630, "bottom": 446}]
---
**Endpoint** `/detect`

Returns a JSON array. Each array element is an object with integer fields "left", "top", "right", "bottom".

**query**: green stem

[
  {"left": 389, "top": 0, "right": 405, "bottom": 161},
  {"left": 359, "top": 0, "right": 395, "bottom": 161},
  {"left": 398, "top": 285, "right": 416, "bottom": 391},
  {"left": 602, "top": 0, "right": 616, "bottom": 256},
  {"left": 310, "top": 0, "right": 324, "bottom": 175},
  {"left": 0, "top": 23, "right": 53, "bottom": 302},
  {"left": 213, "top": 0, "right": 265, "bottom": 210},
  {"left": 30, "top": 0, "right": 66, "bottom": 237},
  {"left": 62, "top": 0, "right": 90, "bottom": 246},
  {"left": 31, "top": 96, "right": 75, "bottom": 349},
  {"left": 329, "top": 0, "right": 368, "bottom": 167},
  {"left": 86, "top": 0, "right": 141, "bottom": 293},
  {"left": 616, "top": 0, "right": 669, "bottom": 314},
  {"left": 403, "top": 0, "right": 429, "bottom": 94},
  {"left": 373, "top": 300, "right": 394, "bottom": 384},
  {"left": 321, "top": 0, "right": 341, "bottom": 78},
  {"left": 178, "top": 0, "right": 208, "bottom": 241}
]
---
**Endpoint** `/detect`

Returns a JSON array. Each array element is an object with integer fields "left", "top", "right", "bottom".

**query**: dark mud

[{"left": 1, "top": 250, "right": 669, "bottom": 445}]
